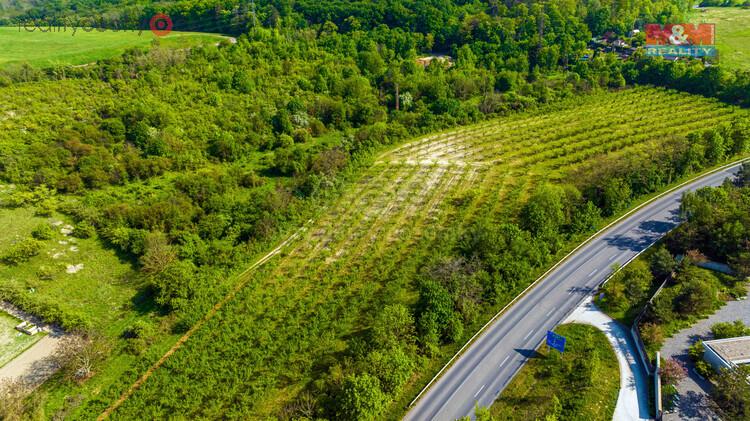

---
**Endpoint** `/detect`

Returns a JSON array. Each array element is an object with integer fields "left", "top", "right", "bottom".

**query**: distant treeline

[
  {"left": 2, "top": 0, "right": 690, "bottom": 39},
  {"left": 699, "top": 1, "right": 750, "bottom": 6}
]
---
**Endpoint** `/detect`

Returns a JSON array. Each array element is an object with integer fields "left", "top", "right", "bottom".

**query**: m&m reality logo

[{"left": 644, "top": 23, "right": 717, "bottom": 59}]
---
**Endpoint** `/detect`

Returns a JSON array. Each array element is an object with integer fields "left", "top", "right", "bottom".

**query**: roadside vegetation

[
  {"left": 0, "top": 0, "right": 748, "bottom": 419},
  {"left": 597, "top": 168, "right": 750, "bottom": 360},
  {"left": 488, "top": 324, "right": 619, "bottom": 421}
]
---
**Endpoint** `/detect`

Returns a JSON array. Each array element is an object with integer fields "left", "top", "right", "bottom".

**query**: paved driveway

[
  {"left": 660, "top": 286, "right": 750, "bottom": 420},
  {"left": 0, "top": 302, "right": 65, "bottom": 388}
]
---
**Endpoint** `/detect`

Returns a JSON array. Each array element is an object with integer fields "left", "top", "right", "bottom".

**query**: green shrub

[
  {"left": 1, "top": 238, "right": 44, "bottom": 265},
  {"left": 0, "top": 285, "right": 89, "bottom": 330},
  {"left": 31, "top": 223, "right": 54, "bottom": 240},
  {"left": 36, "top": 265, "right": 55, "bottom": 281},
  {"left": 711, "top": 320, "right": 750, "bottom": 339},
  {"left": 365, "top": 347, "right": 415, "bottom": 395},
  {"left": 72, "top": 221, "right": 96, "bottom": 239},
  {"left": 650, "top": 288, "right": 677, "bottom": 323},
  {"left": 662, "top": 384, "right": 678, "bottom": 410},
  {"left": 677, "top": 274, "right": 718, "bottom": 316},
  {"left": 125, "top": 337, "right": 148, "bottom": 355},
  {"left": 688, "top": 341, "right": 704, "bottom": 361},
  {"left": 123, "top": 320, "right": 155, "bottom": 339},
  {"left": 34, "top": 199, "right": 56, "bottom": 217},
  {"left": 711, "top": 366, "right": 750, "bottom": 419},
  {"left": 694, "top": 360, "right": 713, "bottom": 379},
  {"left": 122, "top": 320, "right": 155, "bottom": 355},
  {"left": 336, "top": 374, "right": 387, "bottom": 420},
  {"left": 640, "top": 322, "right": 664, "bottom": 349},
  {"left": 650, "top": 246, "right": 676, "bottom": 278}
]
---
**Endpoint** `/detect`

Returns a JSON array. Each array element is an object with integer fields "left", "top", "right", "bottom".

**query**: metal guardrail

[
  {"left": 406, "top": 157, "right": 750, "bottom": 412},
  {"left": 655, "top": 352, "right": 663, "bottom": 420}
]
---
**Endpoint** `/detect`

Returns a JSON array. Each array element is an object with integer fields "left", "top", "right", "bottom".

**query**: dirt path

[
  {"left": 0, "top": 333, "right": 63, "bottom": 386},
  {"left": 98, "top": 224, "right": 307, "bottom": 420},
  {"left": 0, "top": 302, "right": 66, "bottom": 387}
]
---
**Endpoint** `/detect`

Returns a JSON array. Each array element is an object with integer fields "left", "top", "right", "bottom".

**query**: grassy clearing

[
  {"left": 0, "top": 202, "right": 141, "bottom": 334},
  {"left": 0, "top": 196, "right": 178, "bottom": 417},
  {"left": 692, "top": 7, "right": 750, "bottom": 70},
  {"left": 0, "top": 26, "right": 226, "bottom": 67},
  {"left": 0, "top": 311, "right": 43, "bottom": 368},
  {"left": 101, "top": 87, "right": 748, "bottom": 419},
  {"left": 490, "top": 324, "right": 620, "bottom": 420}
]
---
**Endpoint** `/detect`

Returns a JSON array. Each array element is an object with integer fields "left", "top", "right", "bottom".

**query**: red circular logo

[{"left": 149, "top": 13, "right": 173, "bottom": 37}]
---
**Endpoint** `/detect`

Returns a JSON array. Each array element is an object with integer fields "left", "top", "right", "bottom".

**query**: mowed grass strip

[
  {"left": 0, "top": 27, "right": 226, "bottom": 67},
  {"left": 105, "top": 87, "right": 746, "bottom": 419},
  {"left": 490, "top": 323, "right": 620, "bottom": 420}
]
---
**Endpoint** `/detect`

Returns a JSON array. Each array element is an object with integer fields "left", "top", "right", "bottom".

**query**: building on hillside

[
  {"left": 415, "top": 55, "right": 453, "bottom": 68},
  {"left": 612, "top": 39, "right": 629, "bottom": 48},
  {"left": 703, "top": 336, "right": 750, "bottom": 372}
]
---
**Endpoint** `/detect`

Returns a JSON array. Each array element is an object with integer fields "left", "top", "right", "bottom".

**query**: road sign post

[{"left": 546, "top": 330, "right": 566, "bottom": 353}]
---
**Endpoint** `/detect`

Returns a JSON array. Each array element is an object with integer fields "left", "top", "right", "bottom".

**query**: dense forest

[
  {"left": 0, "top": 0, "right": 749, "bottom": 419},
  {"left": 2, "top": 0, "right": 694, "bottom": 38}
]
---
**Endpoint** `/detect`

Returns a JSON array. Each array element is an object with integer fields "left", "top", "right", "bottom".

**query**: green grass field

[
  {"left": 0, "top": 26, "right": 227, "bottom": 67},
  {"left": 692, "top": 7, "right": 750, "bottom": 70},
  {"left": 0, "top": 311, "right": 43, "bottom": 368},
  {"left": 490, "top": 324, "right": 620, "bottom": 420},
  {"left": 0, "top": 194, "right": 178, "bottom": 417},
  {"left": 0, "top": 202, "right": 142, "bottom": 335},
  {"left": 101, "top": 87, "right": 747, "bottom": 419}
]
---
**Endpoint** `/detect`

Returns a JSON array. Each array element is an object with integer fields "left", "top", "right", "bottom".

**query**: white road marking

[
  {"left": 608, "top": 254, "right": 616, "bottom": 261},
  {"left": 588, "top": 268, "right": 598, "bottom": 277},
  {"left": 545, "top": 308, "right": 555, "bottom": 317},
  {"left": 432, "top": 361, "right": 483, "bottom": 417},
  {"left": 474, "top": 384, "right": 486, "bottom": 398},
  {"left": 499, "top": 356, "right": 510, "bottom": 367},
  {"left": 523, "top": 329, "right": 535, "bottom": 340}
]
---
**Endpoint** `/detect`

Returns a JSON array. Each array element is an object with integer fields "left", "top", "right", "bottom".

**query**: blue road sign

[{"left": 546, "top": 330, "right": 566, "bottom": 353}]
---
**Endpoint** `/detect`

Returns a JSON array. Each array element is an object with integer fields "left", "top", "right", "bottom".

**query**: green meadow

[
  {"left": 692, "top": 7, "right": 750, "bottom": 70},
  {"left": 0, "top": 26, "right": 226, "bottom": 67},
  {"left": 0, "top": 199, "right": 142, "bottom": 334}
]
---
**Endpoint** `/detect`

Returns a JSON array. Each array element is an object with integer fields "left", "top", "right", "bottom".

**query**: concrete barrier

[{"left": 655, "top": 351, "right": 663, "bottom": 420}]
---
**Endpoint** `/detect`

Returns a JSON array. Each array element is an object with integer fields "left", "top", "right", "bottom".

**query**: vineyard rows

[{"left": 111, "top": 87, "right": 747, "bottom": 418}]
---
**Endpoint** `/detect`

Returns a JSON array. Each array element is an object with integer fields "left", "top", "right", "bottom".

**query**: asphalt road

[{"left": 404, "top": 162, "right": 745, "bottom": 421}]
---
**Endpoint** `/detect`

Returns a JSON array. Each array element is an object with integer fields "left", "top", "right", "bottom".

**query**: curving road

[{"left": 404, "top": 161, "right": 746, "bottom": 421}]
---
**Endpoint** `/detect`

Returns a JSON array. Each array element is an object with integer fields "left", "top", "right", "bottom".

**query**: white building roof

[{"left": 704, "top": 336, "right": 750, "bottom": 366}]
